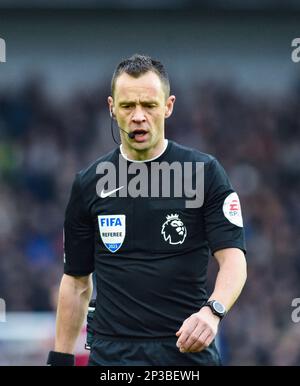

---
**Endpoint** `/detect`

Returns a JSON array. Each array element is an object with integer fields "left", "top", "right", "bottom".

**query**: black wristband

[{"left": 47, "top": 351, "right": 75, "bottom": 366}]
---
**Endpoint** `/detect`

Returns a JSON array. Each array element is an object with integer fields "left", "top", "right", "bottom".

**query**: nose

[{"left": 132, "top": 106, "right": 146, "bottom": 123}]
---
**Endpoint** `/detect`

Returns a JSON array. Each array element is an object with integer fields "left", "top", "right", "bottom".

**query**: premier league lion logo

[{"left": 161, "top": 213, "right": 187, "bottom": 245}]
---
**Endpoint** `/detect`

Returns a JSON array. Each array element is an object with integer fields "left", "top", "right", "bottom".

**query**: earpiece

[{"left": 110, "top": 107, "right": 116, "bottom": 119}]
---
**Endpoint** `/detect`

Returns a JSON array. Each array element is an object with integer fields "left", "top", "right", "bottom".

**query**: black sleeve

[
  {"left": 203, "top": 158, "right": 246, "bottom": 255},
  {"left": 63, "top": 173, "right": 95, "bottom": 276}
]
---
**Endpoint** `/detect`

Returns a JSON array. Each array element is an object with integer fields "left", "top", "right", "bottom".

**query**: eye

[{"left": 141, "top": 103, "right": 157, "bottom": 109}]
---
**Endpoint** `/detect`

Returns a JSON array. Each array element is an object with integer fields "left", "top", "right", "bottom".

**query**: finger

[
  {"left": 176, "top": 331, "right": 183, "bottom": 347},
  {"left": 188, "top": 331, "right": 212, "bottom": 353},
  {"left": 177, "top": 325, "right": 199, "bottom": 350},
  {"left": 176, "top": 330, "right": 191, "bottom": 350},
  {"left": 180, "top": 326, "right": 204, "bottom": 351},
  {"left": 176, "top": 318, "right": 198, "bottom": 350},
  {"left": 176, "top": 316, "right": 191, "bottom": 336}
]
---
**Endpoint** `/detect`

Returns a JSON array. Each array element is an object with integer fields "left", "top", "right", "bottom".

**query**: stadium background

[{"left": 0, "top": 1, "right": 300, "bottom": 365}]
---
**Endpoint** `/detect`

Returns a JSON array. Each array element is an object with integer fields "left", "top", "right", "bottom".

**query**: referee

[{"left": 47, "top": 54, "right": 247, "bottom": 366}]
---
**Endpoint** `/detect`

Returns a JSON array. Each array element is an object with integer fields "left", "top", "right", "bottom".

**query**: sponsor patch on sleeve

[{"left": 222, "top": 192, "right": 243, "bottom": 227}]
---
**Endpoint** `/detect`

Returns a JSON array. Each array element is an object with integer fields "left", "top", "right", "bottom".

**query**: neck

[{"left": 120, "top": 139, "right": 168, "bottom": 162}]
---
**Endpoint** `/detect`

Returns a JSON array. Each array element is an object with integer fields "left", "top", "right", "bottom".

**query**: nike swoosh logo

[{"left": 100, "top": 186, "right": 124, "bottom": 198}]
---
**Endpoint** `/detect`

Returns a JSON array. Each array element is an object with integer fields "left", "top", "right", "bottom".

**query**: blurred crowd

[{"left": 0, "top": 77, "right": 300, "bottom": 365}]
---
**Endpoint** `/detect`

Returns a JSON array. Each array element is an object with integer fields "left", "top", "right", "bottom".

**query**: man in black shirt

[{"left": 47, "top": 54, "right": 247, "bottom": 366}]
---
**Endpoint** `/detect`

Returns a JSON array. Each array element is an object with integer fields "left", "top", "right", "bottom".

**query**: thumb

[{"left": 176, "top": 316, "right": 190, "bottom": 337}]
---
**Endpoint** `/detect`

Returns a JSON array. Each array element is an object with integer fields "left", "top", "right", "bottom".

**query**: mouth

[{"left": 131, "top": 129, "right": 149, "bottom": 142}]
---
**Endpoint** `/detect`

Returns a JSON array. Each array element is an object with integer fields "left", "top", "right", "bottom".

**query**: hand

[{"left": 175, "top": 306, "right": 220, "bottom": 353}]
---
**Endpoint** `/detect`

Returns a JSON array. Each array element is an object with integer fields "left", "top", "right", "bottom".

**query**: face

[{"left": 108, "top": 71, "right": 175, "bottom": 160}]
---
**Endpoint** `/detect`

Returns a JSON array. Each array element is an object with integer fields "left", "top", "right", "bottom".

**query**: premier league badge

[
  {"left": 161, "top": 213, "right": 187, "bottom": 245},
  {"left": 98, "top": 215, "right": 126, "bottom": 253}
]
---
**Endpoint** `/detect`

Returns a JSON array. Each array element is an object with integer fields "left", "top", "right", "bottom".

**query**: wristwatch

[{"left": 204, "top": 300, "right": 226, "bottom": 320}]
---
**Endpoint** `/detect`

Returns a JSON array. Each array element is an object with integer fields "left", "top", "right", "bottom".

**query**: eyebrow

[{"left": 118, "top": 100, "right": 159, "bottom": 106}]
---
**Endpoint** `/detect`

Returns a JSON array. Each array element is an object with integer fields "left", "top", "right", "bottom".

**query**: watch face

[{"left": 213, "top": 301, "right": 226, "bottom": 315}]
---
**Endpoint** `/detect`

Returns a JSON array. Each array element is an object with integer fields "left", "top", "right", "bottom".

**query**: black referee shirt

[{"left": 64, "top": 140, "right": 246, "bottom": 338}]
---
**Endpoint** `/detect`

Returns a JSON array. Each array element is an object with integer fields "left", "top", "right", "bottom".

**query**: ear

[
  {"left": 165, "top": 95, "right": 176, "bottom": 119},
  {"left": 108, "top": 96, "right": 114, "bottom": 118}
]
